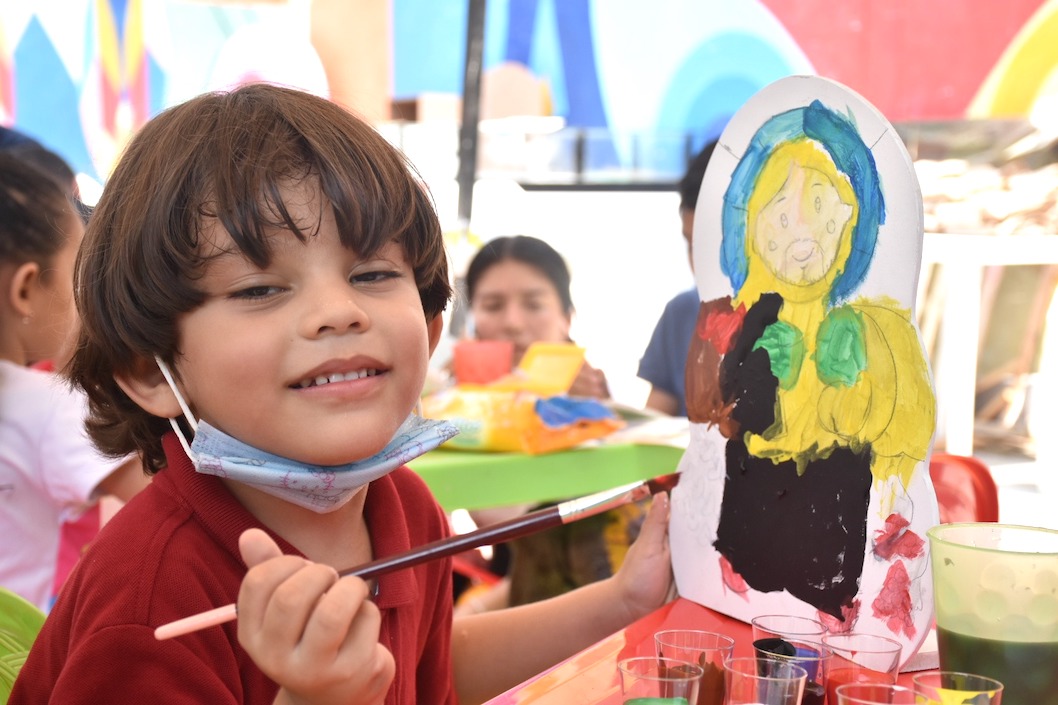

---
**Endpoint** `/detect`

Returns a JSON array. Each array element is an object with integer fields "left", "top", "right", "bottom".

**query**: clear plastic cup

[
  {"left": 654, "top": 630, "right": 734, "bottom": 705},
  {"left": 911, "top": 670, "right": 1003, "bottom": 705},
  {"left": 618, "top": 656, "right": 703, "bottom": 704},
  {"left": 928, "top": 522, "right": 1058, "bottom": 705}
]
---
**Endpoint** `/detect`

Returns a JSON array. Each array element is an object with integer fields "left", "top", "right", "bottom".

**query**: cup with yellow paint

[{"left": 911, "top": 671, "right": 1003, "bottom": 705}]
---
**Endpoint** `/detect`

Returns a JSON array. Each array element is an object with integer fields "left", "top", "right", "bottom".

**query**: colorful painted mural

[{"left": 0, "top": 1, "right": 1055, "bottom": 185}]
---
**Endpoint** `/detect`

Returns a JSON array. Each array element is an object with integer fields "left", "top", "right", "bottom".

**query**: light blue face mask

[{"left": 155, "top": 357, "right": 458, "bottom": 513}]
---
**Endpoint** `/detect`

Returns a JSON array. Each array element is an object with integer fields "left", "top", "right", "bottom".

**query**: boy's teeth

[{"left": 302, "top": 369, "right": 377, "bottom": 388}]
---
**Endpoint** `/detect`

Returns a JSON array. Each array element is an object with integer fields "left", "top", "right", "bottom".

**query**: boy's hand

[
  {"left": 613, "top": 493, "right": 674, "bottom": 620},
  {"left": 237, "top": 528, "right": 395, "bottom": 705}
]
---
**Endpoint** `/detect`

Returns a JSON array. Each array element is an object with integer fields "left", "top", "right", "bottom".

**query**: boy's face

[{"left": 171, "top": 182, "right": 433, "bottom": 465}]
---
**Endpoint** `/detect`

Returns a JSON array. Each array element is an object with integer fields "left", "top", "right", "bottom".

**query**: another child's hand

[
  {"left": 613, "top": 493, "right": 674, "bottom": 620},
  {"left": 568, "top": 361, "right": 610, "bottom": 399},
  {"left": 237, "top": 528, "right": 395, "bottom": 705}
]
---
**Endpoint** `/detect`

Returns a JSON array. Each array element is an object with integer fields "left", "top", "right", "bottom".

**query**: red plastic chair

[{"left": 929, "top": 452, "right": 999, "bottom": 523}]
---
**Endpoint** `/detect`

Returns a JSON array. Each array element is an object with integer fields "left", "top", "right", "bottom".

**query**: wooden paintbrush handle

[{"left": 342, "top": 505, "right": 564, "bottom": 580}]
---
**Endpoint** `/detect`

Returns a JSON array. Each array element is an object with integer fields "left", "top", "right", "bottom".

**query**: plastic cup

[
  {"left": 723, "top": 656, "right": 807, "bottom": 705},
  {"left": 750, "top": 614, "right": 828, "bottom": 644},
  {"left": 821, "top": 632, "right": 901, "bottom": 705},
  {"left": 753, "top": 638, "right": 829, "bottom": 705},
  {"left": 833, "top": 683, "right": 916, "bottom": 705},
  {"left": 928, "top": 523, "right": 1058, "bottom": 705},
  {"left": 618, "top": 656, "right": 703, "bottom": 704},
  {"left": 452, "top": 339, "right": 514, "bottom": 385},
  {"left": 911, "top": 670, "right": 1003, "bottom": 705},
  {"left": 654, "top": 630, "right": 734, "bottom": 705}
]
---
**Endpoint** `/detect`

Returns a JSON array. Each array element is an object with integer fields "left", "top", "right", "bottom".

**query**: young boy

[{"left": 10, "top": 83, "right": 673, "bottom": 705}]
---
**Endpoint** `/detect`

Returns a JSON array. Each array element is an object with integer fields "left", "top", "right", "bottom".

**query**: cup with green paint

[{"left": 618, "top": 656, "right": 704, "bottom": 705}]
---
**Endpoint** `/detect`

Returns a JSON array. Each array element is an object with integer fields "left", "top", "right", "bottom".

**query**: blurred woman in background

[
  {"left": 459, "top": 235, "right": 643, "bottom": 609},
  {"left": 466, "top": 235, "right": 609, "bottom": 399}
]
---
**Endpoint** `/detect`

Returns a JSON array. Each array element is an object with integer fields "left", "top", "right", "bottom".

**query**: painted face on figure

[
  {"left": 25, "top": 210, "right": 83, "bottom": 365},
  {"left": 170, "top": 180, "right": 434, "bottom": 466},
  {"left": 752, "top": 161, "right": 853, "bottom": 286},
  {"left": 470, "top": 259, "right": 571, "bottom": 365}
]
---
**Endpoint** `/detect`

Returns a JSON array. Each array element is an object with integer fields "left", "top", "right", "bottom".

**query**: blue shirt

[{"left": 637, "top": 288, "right": 700, "bottom": 417}]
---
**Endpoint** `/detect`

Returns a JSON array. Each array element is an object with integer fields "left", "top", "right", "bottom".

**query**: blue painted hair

[{"left": 720, "top": 100, "right": 884, "bottom": 306}]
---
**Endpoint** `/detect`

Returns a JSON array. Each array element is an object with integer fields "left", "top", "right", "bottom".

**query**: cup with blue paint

[
  {"left": 723, "top": 656, "right": 807, "bottom": 705},
  {"left": 752, "top": 638, "right": 829, "bottom": 705}
]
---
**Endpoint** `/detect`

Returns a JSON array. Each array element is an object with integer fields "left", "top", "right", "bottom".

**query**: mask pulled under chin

[{"left": 187, "top": 415, "right": 459, "bottom": 513}]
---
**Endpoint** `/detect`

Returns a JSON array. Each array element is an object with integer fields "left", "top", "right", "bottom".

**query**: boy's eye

[
  {"left": 231, "top": 285, "right": 282, "bottom": 300},
  {"left": 351, "top": 269, "right": 400, "bottom": 285}
]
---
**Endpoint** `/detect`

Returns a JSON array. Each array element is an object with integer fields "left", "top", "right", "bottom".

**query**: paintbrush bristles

[
  {"left": 556, "top": 472, "right": 679, "bottom": 523},
  {"left": 646, "top": 472, "right": 680, "bottom": 495}
]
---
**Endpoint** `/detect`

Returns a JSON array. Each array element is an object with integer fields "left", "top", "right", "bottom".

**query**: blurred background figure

[
  {"left": 0, "top": 152, "right": 146, "bottom": 610},
  {"left": 454, "top": 234, "right": 644, "bottom": 612},
  {"left": 466, "top": 235, "right": 610, "bottom": 399},
  {"left": 638, "top": 140, "right": 718, "bottom": 416}
]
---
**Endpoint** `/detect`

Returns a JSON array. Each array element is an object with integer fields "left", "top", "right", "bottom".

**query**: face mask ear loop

[
  {"left": 167, "top": 417, "right": 197, "bottom": 462},
  {"left": 154, "top": 355, "right": 199, "bottom": 461}
]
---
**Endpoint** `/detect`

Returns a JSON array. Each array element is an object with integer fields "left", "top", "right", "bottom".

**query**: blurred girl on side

[{"left": 0, "top": 153, "right": 145, "bottom": 610}]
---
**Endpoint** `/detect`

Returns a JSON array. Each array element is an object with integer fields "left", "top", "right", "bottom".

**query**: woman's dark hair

[
  {"left": 465, "top": 235, "right": 573, "bottom": 314},
  {"left": 70, "top": 83, "right": 452, "bottom": 472},
  {"left": 0, "top": 152, "right": 77, "bottom": 272}
]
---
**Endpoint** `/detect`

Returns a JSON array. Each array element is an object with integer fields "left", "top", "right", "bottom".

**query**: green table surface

[{"left": 407, "top": 442, "right": 685, "bottom": 511}]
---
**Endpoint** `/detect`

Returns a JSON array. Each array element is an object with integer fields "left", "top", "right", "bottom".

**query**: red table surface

[{"left": 485, "top": 598, "right": 918, "bottom": 704}]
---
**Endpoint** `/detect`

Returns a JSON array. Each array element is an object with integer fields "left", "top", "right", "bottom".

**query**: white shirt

[{"left": 0, "top": 360, "right": 126, "bottom": 609}]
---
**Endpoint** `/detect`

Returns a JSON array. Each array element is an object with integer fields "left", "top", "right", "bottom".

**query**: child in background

[
  {"left": 11, "top": 83, "right": 673, "bottom": 705},
  {"left": 638, "top": 140, "right": 718, "bottom": 416},
  {"left": 0, "top": 154, "right": 145, "bottom": 611}
]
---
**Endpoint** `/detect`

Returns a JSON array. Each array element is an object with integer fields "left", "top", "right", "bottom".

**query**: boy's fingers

[
  {"left": 239, "top": 527, "right": 283, "bottom": 568},
  {"left": 260, "top": 564, "right": 340, "bottom": 639},
  {"left": 642, "top": 491, "right": 671, "bottom": 537},
  {"left": 300, "top": 576, "right": 372, "bottom": 653},
  {"left": 239, "top": 561, "right": 338, "bottom": 667}
]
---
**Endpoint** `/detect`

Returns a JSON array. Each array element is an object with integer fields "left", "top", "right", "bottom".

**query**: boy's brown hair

[{"left": 70, "top": 83, "right": 451, "bottom": 472}]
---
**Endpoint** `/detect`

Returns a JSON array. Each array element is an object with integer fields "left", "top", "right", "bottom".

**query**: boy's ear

[
  {"left": 114, "top": 356, "right": 185, "bottom": 419},
  {"left": 426, "top": 314, "right": 445, "bottom": 356}
]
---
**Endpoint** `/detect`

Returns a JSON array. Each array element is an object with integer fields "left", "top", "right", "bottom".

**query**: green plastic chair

[{"left": 0, "top": 587, "right": 46, "bottom": 703}]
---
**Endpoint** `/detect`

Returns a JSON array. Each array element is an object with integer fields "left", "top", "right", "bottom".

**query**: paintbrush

[{"left": 154, "top": 471, "right": 680, "bottom": 641}]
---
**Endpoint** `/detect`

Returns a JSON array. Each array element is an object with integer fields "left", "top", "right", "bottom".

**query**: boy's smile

[{"left": 171, "top": 181, "right": 433, "bottom": 467}]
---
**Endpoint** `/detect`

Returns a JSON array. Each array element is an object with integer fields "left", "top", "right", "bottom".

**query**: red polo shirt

[{"left": 11, "top": 433, "right": 456, "bottom": 704}]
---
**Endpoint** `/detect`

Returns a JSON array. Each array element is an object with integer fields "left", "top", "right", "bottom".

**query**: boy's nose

[{"left": 301, "top": 280, "right": 370, "bottom": 336}]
